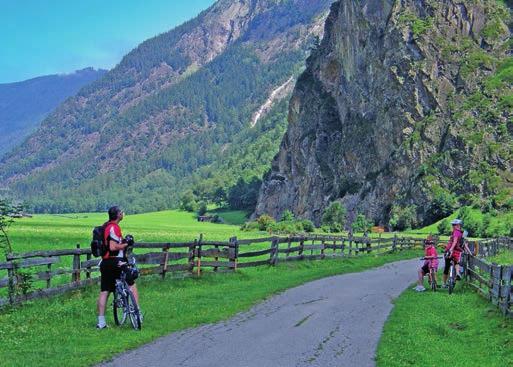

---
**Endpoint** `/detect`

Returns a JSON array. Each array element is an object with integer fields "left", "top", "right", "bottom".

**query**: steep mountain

[
  {"left": 0, "top": 0, "right": 332, "bottom": 213},
  {"left": 256, "top": 0, "right": 513, "bottom": 227},
  {"left": 0, "top": 68, "right": 106, "bottom": 157}
]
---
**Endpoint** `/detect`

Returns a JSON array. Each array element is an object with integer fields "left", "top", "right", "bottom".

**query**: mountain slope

[
  {"left": 256, "top": 0, "right": 513, "bottom": 227},
  {"left": 0, "top": 68, "right": 106, "bottom": 157},
  {"left": 0, "top": 0, "right": 332, "bottom": 213}
]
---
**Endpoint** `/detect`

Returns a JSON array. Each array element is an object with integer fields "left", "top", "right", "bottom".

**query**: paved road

[{"left": 99, "top": 259, "right": 418, "bottom": 367}]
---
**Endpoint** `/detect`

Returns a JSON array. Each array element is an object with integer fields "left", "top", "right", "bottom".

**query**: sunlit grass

[{"left": 377, "top": 282, "right": 513, "bottom": 367}]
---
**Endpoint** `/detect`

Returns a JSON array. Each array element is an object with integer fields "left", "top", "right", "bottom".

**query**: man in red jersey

[{"left": 96, "top": 206, "right": 140, "bottom": 329}]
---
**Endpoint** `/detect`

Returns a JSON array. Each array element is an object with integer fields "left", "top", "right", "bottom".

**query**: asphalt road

[{"left": 99, "top": 259, "right": 418, "bottom": 367}]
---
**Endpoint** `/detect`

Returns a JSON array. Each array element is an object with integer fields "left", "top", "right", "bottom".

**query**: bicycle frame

[{"left": 113, "top": 262, "right": 141, "bottom": 330}]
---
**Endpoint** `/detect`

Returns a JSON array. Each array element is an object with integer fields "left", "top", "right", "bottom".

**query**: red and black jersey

[{"left": 102, "top": 221, "right": 124, "bottom": 259}]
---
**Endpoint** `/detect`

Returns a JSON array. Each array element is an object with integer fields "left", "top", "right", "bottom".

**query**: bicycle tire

[
  {"left": 113, "top": 290, "right": 127, "bottom": 326},
  {"left": 430, "top": 269, "right": 437, "bottom": 292},
  {"left": 448, "top": 265, "right": 455, "bottom": 295},
  {"left": 127, "top": 290, "right": 141, "bottom": 330}
]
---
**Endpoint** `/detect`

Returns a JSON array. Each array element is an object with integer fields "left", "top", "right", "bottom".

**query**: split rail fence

[
  {"left": 0, "top": 234, "right": 423, "bottom": 307},
  {"left": 463, "top": 237, "right": 513, "bottom": 317}
]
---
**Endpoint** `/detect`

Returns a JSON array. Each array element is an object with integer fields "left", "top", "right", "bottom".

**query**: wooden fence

[
  {"left": 463, "top": 237, "right": 513, "bottom": 317},
  {"left": 0, "top": 234, "right": 423, "bottom": 307}
]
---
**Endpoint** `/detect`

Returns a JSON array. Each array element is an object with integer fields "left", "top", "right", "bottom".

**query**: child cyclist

[{"left": 414, "top": 235, "right": 439, "bottom": 292}]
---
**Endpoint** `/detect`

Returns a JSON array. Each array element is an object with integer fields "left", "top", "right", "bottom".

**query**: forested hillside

[
  {"left": 0, "top": 68, "right": 106, "bottom": 157},
  {"left": 0, "top": 0, "right": 332, "bottom": 213}
]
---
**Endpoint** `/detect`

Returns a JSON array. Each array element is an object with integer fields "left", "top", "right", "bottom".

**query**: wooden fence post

[
  {"left": 6, "top": 255, "right": 14, "bottom": 305},
  {"left": 349, "top": 234, "right": 353, "bottom": 256},
  {"left": 85, "top": 252, "right": 91, "bottom": 281},
  {"left": 298, "top": 237, "right": 305, "bottom": 260},
  {"left": 229, "top": 236, "right": 238, "bottom": 271},
  {"left": 72, "top": 244, "right": 81, "bottom": 283},
  {"left": 161, "top": 245, "right": 170, "bottom": 280},
  {"left": 214, "top": 244, "right": 219, "bottom": 272},
  {"left": 196, "top": 234, "right": 203, "bottom": 276},
  {"left": 365, "top": 233, "right": 371, "bottom": 254},
  {"left": 189, "top": 239, "right": 197, "bottom": 273},
  {"left": 500, "top": 266, "right": 512, "bottom": 316},
  {"left": 270, "top": 237, "right": 279, "bottom": 265},
  {"left": 321, "top": 239, "right": 326, "bottom": 260},
  {"left": 392, "top": 234, "right": 397, "bottom": 252}
]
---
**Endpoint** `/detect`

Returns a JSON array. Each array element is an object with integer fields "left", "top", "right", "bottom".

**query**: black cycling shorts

[
  {"left": 421, "top": 264, "right": 430, "bottom": 275},
  {"left": 443, "top": 257, "right": 452, "bottom": 275},
  {"left": 100, "top": 258, "right": 135, "bottom": 292}
]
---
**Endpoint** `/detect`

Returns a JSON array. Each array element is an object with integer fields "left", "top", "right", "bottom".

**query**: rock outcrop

[{"left": 256, "top": 0, "right": 512, "bottom": 226}]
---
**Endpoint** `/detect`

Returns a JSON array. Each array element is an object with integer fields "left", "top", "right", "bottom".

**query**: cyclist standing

[
  {"left": 442, "top": 219, "right": 464, "bottom": 287},
  {"left": 96, "top": 206, "right": 141, "bottom": 329}
]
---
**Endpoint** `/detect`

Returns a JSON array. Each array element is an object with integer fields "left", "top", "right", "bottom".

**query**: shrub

[
  {"left": 352, "top": 214, "right": 371, "bottom": 233},
  {"left": 437, "top": 218, "right": 452, "bottom": 236},
  {"left": 179, "top": 190, "right": 197, "bottom": 212},
  {"left": 281, "top": 210, "right": 294, "bottom": 222},
  {"left": 240, "top": 221, "right": 260, "bottom": 232},
  {"left": 429, "top": 186, "right": 457, "bottom": 221},
  {"left": 256, "top": 215, "right": 275, "bottom": 231},
  {"left": 389, "top": 205, "right": 418, "bottom": 231},
  {"left": 197, "top": 201, "right": 208, "bottom": 216},
  {"left": 459, "top": 207, "right": 483, "bottom": 237},
  {"left": 322, "top": 202, "right": 347, "bottom": 232},
  {"left": 301, "top": 219, "right": 315, "bottom": 233}
]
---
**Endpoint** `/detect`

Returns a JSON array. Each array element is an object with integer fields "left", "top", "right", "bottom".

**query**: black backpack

[{"left": 91, "top": 225, "right": 108, "bottom": 257}]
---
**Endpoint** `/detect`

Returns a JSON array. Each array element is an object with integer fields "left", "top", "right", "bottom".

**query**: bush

[
  {"left": 256, "top": 215, "right": 275, "bottom": 231},
  {"left": 389, "top": 205, "right": 418, "bottom": 231},
  {"left": 197, "top": 201, "right": 208, "bottom": 216},
  {"left": 301, "top": 219, "right": 315, "bottom": 233},
  {"left": 179, "top": 190, "right": 197, "bottom": 212},
  {"left": 437, "top": 219, "right": 452, "bottom": 236},
  {"left": 352, "top": 214, "right": 371, "bottom": 233},
  {"left": 459, "top": 207, "right": 483, "bottom": 237},
  {"left": 240, "top": 221, "right": 260, "bottom": 232},
  {"left": 429, "top": 187, "right": 457, "bottom": 221},
  {"left": 322, "top": 202, "right": 346, "bottom": 232},
  {"left": 281, "top": 210, "right": 294, "bottom": 222}
]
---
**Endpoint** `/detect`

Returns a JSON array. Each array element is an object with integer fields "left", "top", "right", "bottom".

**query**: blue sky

[{"left": 0, "top": 0, "right": 216, "bottom": 83}]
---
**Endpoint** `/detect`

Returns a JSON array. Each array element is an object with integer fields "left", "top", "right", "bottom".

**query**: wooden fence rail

[
  {"left": 0, "top": 233, "right": 424, "bottom": 307},
  {"left": 463, "top": 237, "right": 513, "bottom": 317}
]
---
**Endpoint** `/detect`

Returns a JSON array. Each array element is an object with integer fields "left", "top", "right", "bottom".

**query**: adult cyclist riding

[
  {"left": 96, "top": 206, "right": 141, "bottom": 329},
  {"left": 442, "top": 219, "right": 464, "bottom": 287}
]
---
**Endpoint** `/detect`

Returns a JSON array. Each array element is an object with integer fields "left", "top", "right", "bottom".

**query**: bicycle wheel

[
  {"left": 113, "top": 290, "right": 128, "bottom": 326},
  {"left": 126, "top": 290, "right": 141, "bottom": 330},
  {"left": 448, "top": 266, "right": 455, "bottom": 295},
  {"left": 430, "top": 269, "right": 437, "bottom": 292}
]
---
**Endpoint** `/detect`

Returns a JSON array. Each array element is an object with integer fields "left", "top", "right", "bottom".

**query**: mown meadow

[{"left": 0, "top": 209, "right": 511, "bottom": 367}]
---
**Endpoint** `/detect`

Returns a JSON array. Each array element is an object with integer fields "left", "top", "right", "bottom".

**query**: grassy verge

[
  {"left": 488, "top": 249, "right": 513, "bottom": 265},
  {"left": 0, "top": 250, "right": 421, "bottom": 367},
  {"left": 377, "top": 282, "right": 513, "bottom": 367}
]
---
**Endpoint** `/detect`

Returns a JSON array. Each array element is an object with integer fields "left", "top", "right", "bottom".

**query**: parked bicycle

[
  {"left": 113, "top": 257, "right": 141, "bottom": 330},
  {"left": 420, "top": 256, "right": 443, "bottom": 292},
  {"left": 444, "top": 252, "right": 458, "bottom": 295}
]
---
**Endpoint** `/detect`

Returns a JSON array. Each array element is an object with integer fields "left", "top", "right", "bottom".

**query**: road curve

[{"left": 99, "top": 259, "right": 418, "bottom": 367}]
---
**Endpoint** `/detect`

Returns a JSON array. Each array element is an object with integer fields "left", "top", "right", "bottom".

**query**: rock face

[{"left": 255, "top": 0, "right": 512, "bottom": 226}]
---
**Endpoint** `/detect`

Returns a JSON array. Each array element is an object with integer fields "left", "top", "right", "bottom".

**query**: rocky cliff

[{"left": 256, "top": 0, "right": 512, "bottom": 227}]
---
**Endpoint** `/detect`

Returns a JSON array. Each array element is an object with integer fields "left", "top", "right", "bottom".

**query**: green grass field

[
  {"left": 1, "top": 209, "right": 510, "bottom": 367},
  {"left": 0, "top": 249, "right": 422, "bottom": 367},
  {"left": 6, "top": 209, "right": 259, "bottom": 254},
  {"left": 377, "top": 282, "right": 513, "bottom": 367}
]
